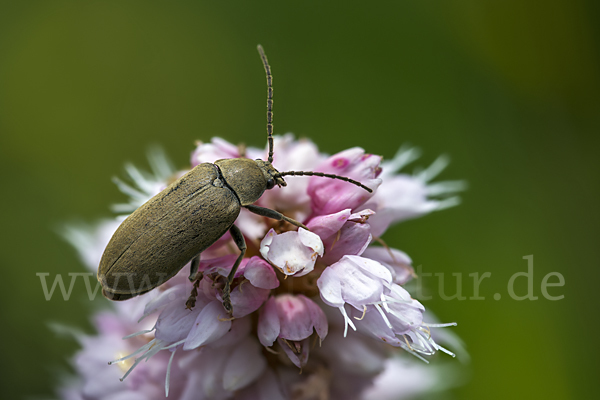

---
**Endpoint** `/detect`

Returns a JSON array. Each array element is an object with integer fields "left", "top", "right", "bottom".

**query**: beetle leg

[
  {"left": 245, "top": 204, "right": 309, "bottom": 230},
  {"left": 222, "top": 224, "right": 247, "bottom": 314},
  {"left": 237, "top": 142, "right": 247, "bottom": 158},
  {"left": 185, "top": 254, "right": 203, "bottom": 310},
  {"left": 188, "top": 254, "right": 201, "bottom": 282}
]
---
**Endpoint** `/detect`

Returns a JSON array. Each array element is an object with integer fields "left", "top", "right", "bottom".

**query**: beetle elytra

[{"left": 97, "top": 45, "right": 373, "bottom": 313}]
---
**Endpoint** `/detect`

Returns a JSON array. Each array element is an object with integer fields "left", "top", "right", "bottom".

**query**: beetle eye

[{"left": 266, "top": 178, "right": 275, "bottom": 189}]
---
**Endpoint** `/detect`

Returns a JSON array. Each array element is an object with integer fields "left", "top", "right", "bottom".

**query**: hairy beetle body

[{"left": 98, "top": 163, "right": 241, "bottom": 299}]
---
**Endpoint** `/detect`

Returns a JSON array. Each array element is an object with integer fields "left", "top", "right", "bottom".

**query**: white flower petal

[
  {"left": 222, "top": 337, "right": 266, "bottom": 391},
  {"left": 260, "top": 229, "right": 323, "bottom": 277},
  {"left": 183, "top": 301, "right": 232, "bottom": 350},
  {"left": 257, "top": 297, "right": 280, "bottom": 347}
]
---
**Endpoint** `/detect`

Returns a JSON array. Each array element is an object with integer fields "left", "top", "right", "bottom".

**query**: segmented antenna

[
  {"left": 257, "top": 45, "right": 274, "bottom": 164},
  {"left": 276, "top": 171, "right": 373, "bottom": 193}
]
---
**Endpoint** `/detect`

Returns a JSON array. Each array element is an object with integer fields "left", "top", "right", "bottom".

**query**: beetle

[{"left": 97, "top": 45, "right": 373, "bottom": 313}]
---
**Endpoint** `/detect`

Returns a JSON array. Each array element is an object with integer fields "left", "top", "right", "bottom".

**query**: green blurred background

[{"left": 1, "top": 1, "right": 598, "bottom": 399}]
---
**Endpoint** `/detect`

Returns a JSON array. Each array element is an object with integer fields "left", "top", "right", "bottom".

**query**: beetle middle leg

[
  {"left": 185, "top": 254, "right": 203, "bottom": 310},
  {"left": 222, "top": 224, "right": 247, "bottom": 314},
  {"left": 245, "top": 204, "right": 309, "bottom": 230},
  {"left": 188, "top": 254, "right": 201, "bottom": 282}
]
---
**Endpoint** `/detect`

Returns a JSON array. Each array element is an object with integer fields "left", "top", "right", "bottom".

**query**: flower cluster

[{"left": 60, "top": 134, "right": 465, "bottom": 400}]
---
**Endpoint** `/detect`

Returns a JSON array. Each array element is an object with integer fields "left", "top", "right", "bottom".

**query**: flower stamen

[
  {"left": 330, "top": 230, "right": 342, "bottom": 251},
  {"left": 402, "top": 334, "right": 414, "bottom": 351},
  {"left": 354, "top": 305, "right": 368, "bottom": 321},
  {"left": 165, "top": 349, "right": 176, "bottom": 397}
]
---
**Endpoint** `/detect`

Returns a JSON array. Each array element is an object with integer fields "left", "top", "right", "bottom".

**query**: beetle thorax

[{"left": 215, "top": 158, "right": 281, "bottom": 206}]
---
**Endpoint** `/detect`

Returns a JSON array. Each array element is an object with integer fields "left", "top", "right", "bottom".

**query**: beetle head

[{"left": 255, "top": 159, "right": 286, "bottom": 189}]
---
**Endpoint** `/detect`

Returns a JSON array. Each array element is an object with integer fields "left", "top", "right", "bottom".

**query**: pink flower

[
  {"left": 257, "top": 294, "right": 328, "bottom": 367},
  {"left": 362, "top": 246, "right": 415, "bottom": 285},
  {"left": 191, "top": 137, "right": 242, "bottom": 166},
  {"left": 260, "top": 228, "right": 324, "bottom": 276},
  {"left": 308, "top": 147, "right": 382, "bottom": 215},
  {"left": 318, "top": 255, "right": 393, "bottom": 336},
  {"left": 319, "top": 209, "right": 375, "bottom": 265},
  {"left": 60, "top": 135, "right": 464, "bottom": 399},
  {"left": 250, "top": 134, "right": 326, "bottom": 221}
]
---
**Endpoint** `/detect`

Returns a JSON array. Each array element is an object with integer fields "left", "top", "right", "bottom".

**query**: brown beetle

[{"left": 97, "top": 46, "right": 372, "bottom": 313}]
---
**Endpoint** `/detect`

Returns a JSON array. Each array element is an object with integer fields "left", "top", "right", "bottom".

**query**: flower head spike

[{"left": 61, "top": 135, "right": 464, "bottom": 400}]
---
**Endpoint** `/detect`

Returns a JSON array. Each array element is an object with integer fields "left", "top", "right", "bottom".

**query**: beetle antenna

[
  {"left": 257, "top": 44, "right": 274, "bottom": 164},
  {"left": 276, "top": 171, "right": 373, "bottom": 193}
]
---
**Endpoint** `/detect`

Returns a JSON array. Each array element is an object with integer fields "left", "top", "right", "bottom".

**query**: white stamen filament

[
  {"left": 399, "top": 342, "right": 430, "bottom": 363},
  {"left": 109, "top": 339, "right": 157, "bottom": 365},
  {"left": 416, "top": 155, "right": 449, "bottom": 183},
  {"left": 111, "top": 177, "right": 146, "bottom": 202},
  {"left": 384, "top": 146, "right": 422, "bottom": 173},
  {"left": 414, "top": 331, "right": 436, "bottom": 355},
  {"left": 433, "top": 196, "right": 462, "bottom": 211},
  {"left": 162, "top": 339, "right": 186, "bottom": 350},
  {"left": 374, "top": 304, "right": 393, "bottom": 330},
  {"left": 380, "top": 293, "right": 391, "bottom": 313},
  {"left": 434, "top": 343, "right": 456, "bottom": 358},
  {"left": 339, "top": 306, "right": 356, "bottom": 337},
  {"left": 422, "top": 322, "right": 457, "bottom": 328},
  {"left": 119, "top": 354, "right": 146, "bottom": 382},
  {"left": 165, "top": 349, "right": 176, "bottom": 397},
  {"left": 354, "top": 305, "right": 367, "bottom": 321},
  {"left": 122, "top": 329, "right": 154, "bottom": 339},
  {"left": 147, "top": 146, "right": 175, "bottom": 181},
  {"left": 426, "top": 181, "right": 467, "bottom": 196},
  {"left": 124, "top": 163, "right": 155, "bottom": 194}
]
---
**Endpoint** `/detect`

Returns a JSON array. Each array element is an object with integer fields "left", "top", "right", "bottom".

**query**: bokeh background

[{"left": 1, "top": 1, "right": 598, "bottom": 399}]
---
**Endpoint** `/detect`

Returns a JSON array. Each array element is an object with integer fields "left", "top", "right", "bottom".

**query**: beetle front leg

[
  {"left": 245, "top": 204, "right": 309, "bottom": 230},
  {"left": 222, "top": 224, "right": 247, "bottom": 314}
]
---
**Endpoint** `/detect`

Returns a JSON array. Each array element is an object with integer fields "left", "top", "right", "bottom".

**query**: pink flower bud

[{"left": 308, "top": 147, "right": 382, "bottom": 215}]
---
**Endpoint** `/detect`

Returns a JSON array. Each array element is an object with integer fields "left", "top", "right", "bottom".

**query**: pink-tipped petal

[
  {"left": 321, "top": 219, "right": 372, "bottom": 265},
  {"left": 243, "top": 256, "right": 279, "bottom": 289},
  {"left": 257, "top": 297, "right": 280, "bottom": 347},
  {"left": 198, "top": 254, "right": 245, "bottom": 278},
  {"left": 301, "top": 295, "right": 329, "bottom": 340},
  {"left": 191, "top": 137, "right": 240, "bottom": 166},
  {"left": 308, "top": 148, "right": 382, "bottom": 215},
  {"left": 276, "top": 294, "right": 315, "bottom": 341},
  {"left": 230, "top": 283, "right": 270, "bottom": 319},
  {"left": 306, "top": 209, "right": 351, "bottom": 240}
]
